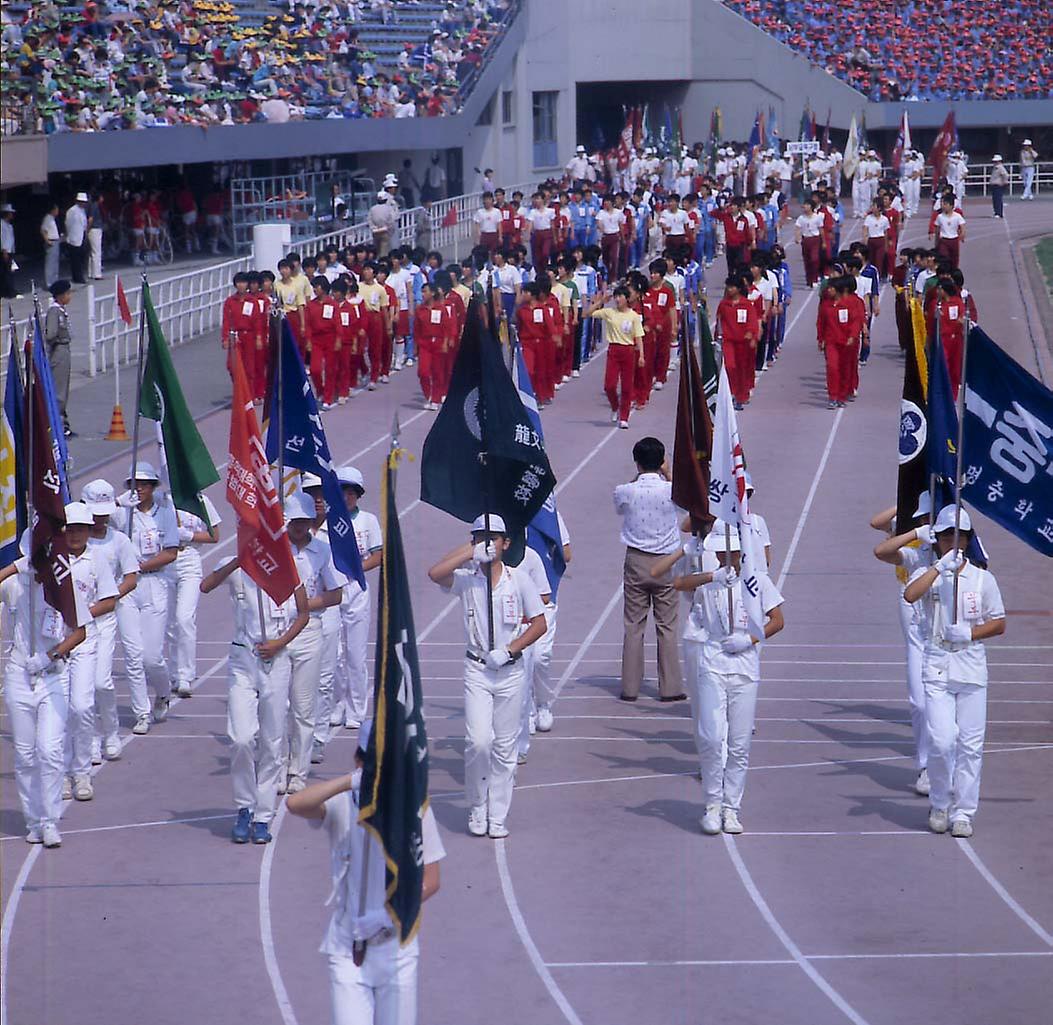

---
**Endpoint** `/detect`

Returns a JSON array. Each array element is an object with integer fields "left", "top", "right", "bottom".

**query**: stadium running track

[{"left": 2, "top": 199, "right": 1052, "bottom": 1025}]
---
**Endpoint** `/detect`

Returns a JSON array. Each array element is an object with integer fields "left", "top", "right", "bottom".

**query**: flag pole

[
  {"left": 276, "top": 308, "right": 286, "bottom": 512},
  {"left": 478, "top": 305, "right": 496, "bottom": 652},
  {"left": 127, "top": 274, "right": 149, "bottom": 536},
  {"left": 950, "top": 317, "right": 971, "bottom": 621},
  {"left": 928, "top": 301, "right": 939, "bottom": 566},
  {"left": 24, "top": 314, "right": 36, "bottom": 658}
]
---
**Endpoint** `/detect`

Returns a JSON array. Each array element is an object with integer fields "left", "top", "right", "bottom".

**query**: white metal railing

[{"left": 873, "top": 160, "right": 1051, "bottom": 196}]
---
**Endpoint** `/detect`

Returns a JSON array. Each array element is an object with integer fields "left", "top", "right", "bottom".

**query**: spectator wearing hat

[
  {"left": 45, "top": 279, "right": 75, "bottom": 437},
  {"left": 368, "top": 190, "right": 397, "bottom": 257},
  {"left": 0, "top": 202, "right": 16, "bottom": 299},
  {"left": 1019, "top": 139, "right": 1037, "bottom": 200},
  {"left": 64, "top": 192, "right": 90, "bottom": 284},
  {"left": 40, "top": 200, "right": 61, "bottom": 287},
  {"left": 989, "top": 156, "right": 1010, "bottom": 218}
]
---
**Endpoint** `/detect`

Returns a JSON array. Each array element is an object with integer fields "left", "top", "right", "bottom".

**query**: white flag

[
  {"left": 708, "top": 367, "right": 768, "bottom": 641},
  {"left": 843, "top": 113, "right": 860, "bottom": 180}
]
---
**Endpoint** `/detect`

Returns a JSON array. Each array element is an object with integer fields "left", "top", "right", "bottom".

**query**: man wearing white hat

[
  {"left": 118, "top": 462, "right": 179, "bottom": 729},
  {"left": 0, "top": 201, "right": 16, "bottom": 299},
  {"left": 200, "top": 545, "right": 310, "bottom": 844},
  {"left": 284, "top": 492, "right": 344, "bottom": 794},
  {"left": 57, "top": 503, "right": 120, "bottom": 802},
  {"left": 904, "top": 506, "right": 1006, "bottom": 837},
  {"left": 428, "top": 514, "right": 547, "bottom": 838},
  {"left": 0, "top": 531, "right": 92, "bottom": 847},
  {"left": 64, "top": 192, "right": 90, "bottom": 284},
  {"left": 1019, "top": 139, "right": 1037, "bottom": 200},
  {"left": 286, "top": 718, "right": 446, "bottom": 1025},
  {"left": 83, "top": 479, "right": 141, "bottom": 760},
  {"left": 566, "top": 145, "right": 591, "bottom": 190},
  {"left": 989, "top": 155, "right": 1010, "bottom": 218}
]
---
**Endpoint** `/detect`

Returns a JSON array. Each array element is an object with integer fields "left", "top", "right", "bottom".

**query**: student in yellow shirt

[
  {"left": 275, "top": 258, "right": 307, "bottom": 355},
  {"left": 357, "top": 262, "right": 390, "bottom": 390},
  {"left": 585, "top": 286, "right": 645, "bottom": 429}
]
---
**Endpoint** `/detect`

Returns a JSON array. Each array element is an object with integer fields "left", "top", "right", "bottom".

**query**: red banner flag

[
  {"left": 116, "top": 277, "right": 132, "bottom": 326},
  {"left": 617, "top": 108, "right": 634, "bottom": 169},
  {"left": 928, "top": 111, "right": 956, "bottom": 183},
  {"left": 441, "top": 206, "right": 457, "bottom": 228},
  {"left": 226, "top": 344, "right": 299, "bottom": 605}
]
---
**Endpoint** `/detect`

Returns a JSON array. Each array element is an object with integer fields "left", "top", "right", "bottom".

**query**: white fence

[{"left": 877, "top": 160, "right": 1051, "bottom": 196}]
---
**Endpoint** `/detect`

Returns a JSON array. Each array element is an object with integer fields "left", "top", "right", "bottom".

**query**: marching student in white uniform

[
  {"left": 60, "top": 503, "right": 120, "bottom": 802},
  {"left": 287, "top": 719, "right": 445, "bottom": 1025},
  {"left": 871, "top": 493, "right": 935, "bottom": 795},
  {"left": 82, "top": 478, "right": 141, "bottom": 762},
  {"left": 166, "top": 493, "right": 222, "bottom": 698},
  {"left": 284, "top": 493, "right": 344, "bottom": 794},
  {"left": 0, "top": 533, "right": 90, "bottom": 848},
  {"left": 118, "top": 462, "right": 179, "bottom": 728},
  {"left": 201, "top": 550, "right": 309, "bottom": 844},
  {"left": 904, "top": 506, "right": 1006, "bottom": 837},
  {"left": 428, "top": 515, "right": 547, "bottom": 838}
]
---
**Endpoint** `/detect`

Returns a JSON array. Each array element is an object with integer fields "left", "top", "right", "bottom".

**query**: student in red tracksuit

[
  {"left": 716, "top": 276, "right": 759, "bottom": 410},
  {"left": 719, "top": 199, "right": 754, "bottom": 275},
  {"left": 636, "top": 267, "right": 667, "bottom": 408},
  {"left": 221, "top": 272, "right": 266, "bottom": 393},
  {"left": 926, "top": 277, "right": 967, "bottom": 398},
  {"left": 247, "top": 271, "right": 271, "bottom": 401},
  {"left": 442, "top": 275, "right": 466, "bottom": 387},
  {"left": 332, "top": 279, "right": 366, "bottom": 402},
  {"left": 539, "top": 274, "right": 563, "bottom": 399},
  {"left": 414, "top": 281, "right": 453, "bottom": 410},
  {"left": 842, "top": 277, "right": 867, "bottom": 400},
  {"left": 516, "top": 282, "right": 557, "bottom": 406},
  {"left": 647, "top": 259, "right": 677, "bottom": 393},
  {"left": 305, "top": 277, "right": 340, "bottom": 409}
]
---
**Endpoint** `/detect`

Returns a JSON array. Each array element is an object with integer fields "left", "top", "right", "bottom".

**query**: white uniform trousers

[
  {"left": 88, "top": 226, "right": 103, "bottom": 278},
  {"left": 114, "top": 594, "right": 149, "bottom": 719},
  {"left": 851, "top": 178, "right": 867, "bottom": 217},
  {"left": 228, "top": 642, "right": 292, "bottom": 823},
  {"left": 897, "top": 596, "right": 929, "bottom": 771},
  {"left": 93, "top": 611, "right": 122, "bottom": 742},
  {"left": 902, "top": 179, "right": 920, "bottom": 217},
  {"left": 166, "top": 549, "right": 203, "bottom": 689},
  {"left": 336, "top": 590, "right": 371, "bottom": 730},
  {"left": 327, "top": 936, "right": 419, "bottom": 1025},
  {"left": 698, "top": 669, "right": 758, "bottom": 811},
  {"left": 5, "top": 663, "right": 69, "bottom": 829},
  {"left": 64, "top": 637, "right": 99, "bottom": 779},
  {"left": 518, "top": 603, "right": 557, "bottom": 757},
  {"left": 285, "top": 618, "right": 323, "bottom": 787},
  {"left": 682, "top": 638, "right": 706, "bottom": 771},
  {"left": 464, "top": 658, "right": 525, "bottom": 826},
  {"left": 313, "top": 606, "right": 343, "bottom": 746},
  {"left": 925, "top": 678, "right": 987, "bottom": 821},
  {"left": 124, "top": 573, "right": 172, "bottom": 706}
]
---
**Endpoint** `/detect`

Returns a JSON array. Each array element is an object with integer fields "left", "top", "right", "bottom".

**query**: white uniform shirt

[
  {"left": 863, "top": 213, "right": 890, "bottom": 238},
  {"left": 344, "top": 510, "right": 382, "bottom": 603},
  {"left": 697, "top": 571, "right": 783, "bottom": 680},
  {"left": 613, "top": 473, "right": 681, "bottom": 555},
  {"left": 6, "top": 557, "right": 94, "bottom": 664},
  {"left": 659, "top": 208, "right": 689, "bottom": 237},
  {"left": 595, "top": 209, "right": 625, "bottom": 236},
  {"left": 680, "top": 537, "right": 718, "bottom": 643},
  {"left": 317, "top": 785, "right": 444, "bottom": 952},
  {"left": 64, "top": 204, "right": 88, "bottom": 247},
  {"left": 387, "top": 267, "right": 413, "bottom": 311},
  {"left": 88, "top": 527, "right": 140, "bottom": 590},
  {"left": 518, "top": 545, "right": 552, "bottom": 603},
  {"left": 69, "top": 547, "right": 119, "bottom": 639},
  {"left": 796, "top": 212, "right": 824, "bottom": 237},
  {"left": 473, "top": 207, "right": 502, "bottom": 233},
  {"left": 935, "top": 211, "right": 965, "bottom": 240},
  {"left": 447, "top": 564, "right": 544, "bottom": 655},
  {"left": 176, "top": 494, "right": 222, "bottom": 551},
  {"left": 121, "top": 502, "right": 180, "bottom": 569},
  {"left": 909, "top": 562, "right": 1004, "bottom": 686},
  {"left": 289, "top": 536, "right": 343, "bottom": 621},
  {"left": 525, "top": 207, "right": 555, "bottom": 231}
]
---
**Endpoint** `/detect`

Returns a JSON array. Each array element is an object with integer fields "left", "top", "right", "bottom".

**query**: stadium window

[
  {"left": 532, "top": 91, "right": 558, "bottom": 168},
  {"left": 477, "top": 94, "right": 494, "bottom": 126},
  {"left": 502, "top": 90, "right": 514, "bottom": 126}
]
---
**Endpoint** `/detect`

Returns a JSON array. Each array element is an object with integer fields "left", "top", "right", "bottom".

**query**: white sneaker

[
  {"left": 91, "top": 738, "right": 103, "bottom": 765},
  {"left": 653, "top": 381, "right": 664, "bottom": 391},
  {"left": 528, "top": 713, "right": 537, "bottom": 736},
  {"left": 73, "top": 777, "right": 94, "bottom": 801},
  {"left": 536, "top": 705, "right": 554, "bottom": 732},
  {"left": 322, "top": 402, "right": 335, "bottom": 411},
  {"left": 610, "top": 410, "right": 619, "bottom": 423},
  {"left": 914, "top": 769, "right": 930, "bottom": 796},
  {"left": 277, "top": 775, "right": 288, "bottom": 796},
  {"left": 368, "top": 382, "right": 377, "bottom": 391},
  {"left": 176, "top": 682, "right": 193, "bottom": 698},
  {"left": 517, "top": 751, "right": 528, "bottom": 765},
  {"left": 380, "top": 375, "right": 390, "bottom": 384},
  {"left": 286, "top": 777, "right": 306, "bottom": 795},
  {"left": 344, "top": 718, "right": 362, "bottom": 731},
  {"left": 951, "top": 817, "right": 973, "bottom": 838},
  {"left": 310, "top": 740, "right": 326, "bottom": 764},
  {"left": 338, "top": 396, "right": 348, "bottom": 405},
  {"left": 700, "top": 804, "right": 722, "bottom": 835},
  {"left": 42, "top": 823, "right": 62, "bottom": 848},
  {"left": 618, "top": 420, "right": 629, "bottom": 430},
  {"left": 62, "top": 776, "right": 73, "bottom": 801},
  {"left": 329, "top": 704, "right": 346, "bottom": 727},
  {"left": 25, "top": 826, "right": 44, "bottom": 844},
  {"left": 929, "top": 808, "right": 950, "bottom": 834},
  {"left": 468, "top": 806, "right": 488, "bottom": 836},
  {"left": 722, "top": 808, "right": 744, "bottom": 834},
  {"left": 103, "top": 736, "right": 122, "bottom": 760},
  {"left": 488, "top": 821, "right": 509, "bottom": 839},
  {"left": 572, "top": 370, "right": 580, "bottom": 378},
  {"left": 132, "top": 714, "right": 151, "bottom": 735},
  {"left": 152, "top": 694, "right": 170, "bottom": 723}
]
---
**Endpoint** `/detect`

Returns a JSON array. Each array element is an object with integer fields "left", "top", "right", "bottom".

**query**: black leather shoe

[{"left": 658, "top": 694, "right": 688, "bottom": 703}]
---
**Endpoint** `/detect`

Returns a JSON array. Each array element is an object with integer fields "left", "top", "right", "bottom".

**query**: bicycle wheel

[{"left": 157, "top": 226, "right": 174, "bottom": 265}]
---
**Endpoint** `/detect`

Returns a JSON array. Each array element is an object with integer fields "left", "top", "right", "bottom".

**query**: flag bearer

[
  {"left": 428, "top": 515, "right": 547, "bottom": 838},
  {"left": 82, "top": 479, "right": 141, "bottom": 762},
  {"left": 286, "top": 720, "right": 445, "bottom": 1025},
  {"left": 904, "top": 506, "right": 1006, "bottom": 838},
  {"left": 0, "top": 533, "right": 90, "bottom": 847},
  {"left": 200, "top": 554, "right": 309, "bottom": 844}
]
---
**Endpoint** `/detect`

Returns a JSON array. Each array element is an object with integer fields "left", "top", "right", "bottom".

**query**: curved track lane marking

[{"left": 259, "top": 803, "right": 300, "bottom": 1025}]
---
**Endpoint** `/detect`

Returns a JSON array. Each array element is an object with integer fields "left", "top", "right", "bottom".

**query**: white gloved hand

[
  {"left": 471, "top": 541, "right": 497, "bottom": 565},
  {"left": 178, "top": 524, "right": 195, "bottom": 544},
  {"left": 711, "top": 565, "right": 738, "bottom": 587},
  {"left": 25, "top": 652, "right": 53, "bottom": 674},
  {"left": 944, "top": 622, "right": 972, "bottom": 645},
  {"left": 485, "top": 648, "right": 512, "bottom": 670},
  {"left": 936, "top": 550, "right": 965, "bottom": 575},
  {"left": 116, "top": 491, "right": 139, "bottom": 509},
  {"left": 721, "top": 633, "right": 753, "bottom": 654},
  {"left": 914, "top": 524, "right": 935, "bottom": 546}
]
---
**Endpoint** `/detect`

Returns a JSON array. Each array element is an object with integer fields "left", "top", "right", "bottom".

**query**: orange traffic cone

[{"left": 105, "top": 404, "right": 131, "bottom": 441}]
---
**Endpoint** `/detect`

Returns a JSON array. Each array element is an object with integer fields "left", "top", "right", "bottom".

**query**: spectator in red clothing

[
  {"left": 221, "top": 272, "right": 266, "bottom": 396},
  {"left": 305, "top": 276, "right": 340, "bottom": 410},
  {"left": 926, "top": 277, "right": 967, "bottom": 398}
]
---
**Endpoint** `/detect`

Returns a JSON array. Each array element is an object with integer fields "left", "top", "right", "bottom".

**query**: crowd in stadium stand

[
  {"left": 0, "top": 0, "right": 512, "bottom": 134},
  {"left": 723, "top": 0, "right": 1053, "bottom": 101}
]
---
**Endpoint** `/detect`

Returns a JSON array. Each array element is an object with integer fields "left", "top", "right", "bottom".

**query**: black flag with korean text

[
  {"left": 359, "top": 442, "right": 430, "bottom": 944},
  {"left": 421, "top": 299, "right": 556, "bottom": 529},
  {"left": 895, "top": 295, "right": 929, "bottom": 532}
]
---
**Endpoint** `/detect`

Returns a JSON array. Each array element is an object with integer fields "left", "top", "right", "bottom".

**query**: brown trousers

[{"left": 620, "top": 547, "right": 683, "bottom": 699}]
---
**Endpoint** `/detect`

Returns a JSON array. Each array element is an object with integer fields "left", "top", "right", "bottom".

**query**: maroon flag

[
  {"left": 671, "top": 327, "right": 713, "bottom": 532},
  {"left": 617, "top": 108, "right": 634, "bottom": 169},
  {"left": 928, "top": 111, "right": 956, "bottom": 182}
]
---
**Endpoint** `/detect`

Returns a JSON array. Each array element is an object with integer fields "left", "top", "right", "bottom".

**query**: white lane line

[
  {"left": 259, "top": 804, "right": 299, "bottom": 1025},
  {"left": 0, "top": 814, "right": 230, "bottom": 842},
  {"left": 546, "top": 957, "right": 796, "bottom": 968},
  {"left": 495, "top": 840, "right": 586, "bottom": 1025},
  {"left": 544, "top": 950, "right": 1053, "bottom": 968},
  {"left": 723, "top": 833, "right": 871, "bottom": 1025},
  {"left": 957, "top": 840, "right": 1053, "bottom": 947},
  {"left": 552, "top": 585, "right": 624, "bottom": 702}
]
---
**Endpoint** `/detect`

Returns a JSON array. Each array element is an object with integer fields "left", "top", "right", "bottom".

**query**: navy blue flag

[
  {"left": 961, "top": 326, "right": 1053, "bottom": 557},
  {"left": 264, "top": 319, "right": 366, "bottom": 588},
  {"left": 927, "top": 328, "right": 959, "bottom": 484},
  {"left": 2, "top": 341, "right": 28, "bottom": 568},
  {"left": 511, "top": 343, "right": 566, "bottom": 599},
  {"left": 33, "top": 313, "right": 70, "bottom": 502}
]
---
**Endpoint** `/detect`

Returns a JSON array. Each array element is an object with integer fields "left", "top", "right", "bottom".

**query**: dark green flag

[
  {"left": 138, "top": 282, "right": 219, "bottom": 523},
  {"left": 359, "top": 441, "right": 430, "bottom": 944},
  {"left": 420, "top": 299, "right": 556, "bottom": 529}
]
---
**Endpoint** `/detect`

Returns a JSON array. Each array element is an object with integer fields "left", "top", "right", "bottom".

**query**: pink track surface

[{"left": 3, "top": 199, "right": 1052, "bottom": 1025}]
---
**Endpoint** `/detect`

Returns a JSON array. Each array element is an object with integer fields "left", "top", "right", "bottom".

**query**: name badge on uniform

[
  {"left": 340, "top": 312, "right": 350, "bottom": 326},
  {"left": 838, "top": 308, "right": 849, "bottom": 324},
  {"left": 502, "top": 593, "right": 519, "bottom": 625},
  {"left": 430, "top": 309, "right": 443, "bottom": 325},
  {"left": 42, "top": 607, "right": 64, "bottom": 639},
  {"left": 621, "top": 319, "right": 633, "bottom": 334},
  {"left": 658, "top": 293, "right": 667, "bottom": 306},
  {"left": 962, "top": 591, "right": 981, "bottom": 621},
  {"left": 140, "top": 528, "right": 160, "bottom": 556},
  {"left": 322, "top": 304, "right": 334, "bottom": 320},
  {"left": 241, "top": 300, "right": 255, "bottom": 317},
  {"left": 736, "top": 308, "right": 748, "bottom": 324},
  {"left": 532, "top": 308, "right": 544, "bottom": 324},
  {"left": 948, "top": 306, "right": 959, "bottom": 320}
]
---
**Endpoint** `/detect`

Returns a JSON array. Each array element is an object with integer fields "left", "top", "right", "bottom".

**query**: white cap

[
  {"left": 284, "top": 492, "right": 317, "bottom": 522},
  {"left": 377, "top": 190, "right": 389, "bottom": 200},
  {"left": 934, "top": 505, "right": 972, "bottom": 534},
  {"left": 576, "top": 144, "right": 585, "bottom": 153},
  {"left": 300, "top": 471, "right": 323, "bottom": 490},
  {"left": 992, "top": 154, "right": 1003, "bottom": 162},
  {"left": 0, "top": 203, "right": 14, "bottom": 214},
  {"left": 471, "top": 513, "right": 507, "bottom": 534},
  {"left": 704, "top": 520, "right": 741, "bottom": 552},
  {"left": 336, "top": 466, "right": 365, "bottom": 492},
  {"left": 127, "top": 461, "right": 160, "bottom": 483},
  {"left": 913, "top": 491, "right": 933, "bottom": 519},
  {"left": 81, "top": 478, "right": 117, "bottom": 516},
  {"left": 1023, "top": 139, "right": 1032, "bottom": 146},
  {"left": 357, "top": 716, "right": 373, "bottom": 753},
  {"left": 64, "top": 502, "right": 94, "bottom": 526},
  {"left": 76, "top": 192, "right": 89, "bottom": 202}
]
